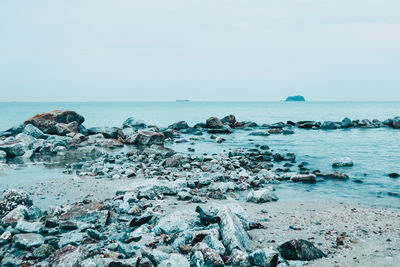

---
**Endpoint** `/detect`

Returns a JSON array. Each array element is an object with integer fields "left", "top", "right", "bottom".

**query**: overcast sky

[{"left": 0, "top": 0, "right": 399, "bottom": 101}]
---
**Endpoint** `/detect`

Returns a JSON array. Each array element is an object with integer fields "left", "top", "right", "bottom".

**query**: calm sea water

[{"left": 1, "top": 102, "right": 399, "bottom": 208}]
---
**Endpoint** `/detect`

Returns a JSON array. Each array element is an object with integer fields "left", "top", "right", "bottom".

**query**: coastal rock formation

[
  {"left": 285, "top": 95, "right": 305, "bottom": 101},
  {"left": 24, "top": 110, "right": 84, "bottom": 134},
  {"left": 246, "top": 189, "right": 278, "bottom": 203}
]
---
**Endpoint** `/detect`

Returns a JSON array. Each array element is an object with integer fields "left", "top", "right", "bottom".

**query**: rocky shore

[{"left": 0, "top": 110, "right": 400, "bottom": 266}]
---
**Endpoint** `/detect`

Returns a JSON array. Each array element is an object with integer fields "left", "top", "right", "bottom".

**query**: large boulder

[
  {"left": 88, "top": 127, "right": 121, "bottom": 139},
  {"left": 206, "top": 117, "right": 223, "bottom": 128},
  {"left": 221, "top": 115, "right": 237, "bottom": 126},
  {"left": 341, "top": 117, "right": 353, "bottom": 128},
  {"left": 218, "top": 206, "right": 251, "bottom": 253},
  {"left": 277, "top": 239, "right": 326, "bottom": 261},
  {"left": 320, "top": 121, "right": 339, "bottom": 130},
  {"left": 22, "top": 124, "right": 45, "bottom": 138},
  {"left": 24, "top": 110, "right": 84, "bottom": 134},
  {"left": 168, "top": 121, "right": 189, "bottom": 130},
  {"left": 249, "top": 247, "right": 279, "bottom": 267},
  {"left": 13, "top": 233, "right": 44, "bottom": 249},
  {"left": 125, "top": 131, "right": 165, "bottom": 146}
]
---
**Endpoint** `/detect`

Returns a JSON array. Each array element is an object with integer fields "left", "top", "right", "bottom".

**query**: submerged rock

[{"left": 277, "top": 239, "right": 326, "bottom": 261}]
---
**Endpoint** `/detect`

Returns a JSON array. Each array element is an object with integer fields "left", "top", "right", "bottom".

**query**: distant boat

[{"left": 176, "top": 100, "right": 190, "bottom": 102}]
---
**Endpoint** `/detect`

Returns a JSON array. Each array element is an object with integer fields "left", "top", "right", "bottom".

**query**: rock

[
  {"left": 285, "top": 95, "right": 305, "bottom": 101},
  {"left": 24, "top": 110, "right": 84, "bottom": 134},
  {"left": 0, "top": 136, "right": 31, "bottom": 157},
  {"left": 389, "top": 173, "right": 400, "bottom": 178},
  {"left": 392, "top": 117, "right": 400, "bottom": 129},
  {"left": 246, "top": 189, "right": 278, "bottom": 203},
  {"left": 22, "top": 124, "right": 45, "bottom": 138},
  {"left": 59, "top": 232, "right": 85, "bottom": 247},
  {"left": 196, "top": 206, "right": 221, "bottom": 226},
  {"left": 1, "top": 205, "right": 28, "bottom": 225},
  {"left": 320, "top": 121, "right": 339, "bottom": 130},
  {"left": 218, "top": 206, "right": 251, "bottom": 253},
  {"left": 324, "top": 172, "right": 349, "bottom": 180},
  {"left": 290, "top": 174, "right": 316, "bottom": 183},
  {"left": 178, "top": 191, "right": 192, "bottom": 201},
  {"left": 88, "top": 127, "right": 120, "bottom": 139},
  {"left": 48, "top": 245, "right": 88, "bottom": 267},
  {"left": 155, "top": 209, "right": 197, "bottom": 235},
  {"left": 206, "top": 117, "right": 223, "bottom": 128},
  {"left": 208, "top": 126, "right": 233, "bottom": 134},
  {"left": 231, "top": 249, "right": 249, "bottom": 266},
  {"left": 168, "top": 121, "right": 189, "bottom": 130},
  {"left": 268, "top": 128, "right": 282, "bottom": 134},
  {"left": 341, "top": 117, "right": 353, "bottom": 128},
  {"left": 249, "top": 131, "right": 270, "bottom": 137},
  {"left": 0, "top": 189, "right": 32, "bottom": 217},
  {"left": 164, "top": 155, "right": 182, "bottom": 168},
  {"left": 141, "top": 247, "right": 169, "bottom": 265},
  {"left": 191, "top": 250, "right": 205, "bottom": 267},
  {"left": 32, "top": 244, "right": 56, "bottom": 259},
  {"left": 277, "top": 239, "right": 326, "bottom": 261},
  {"left": 13, "top": 233, "right": 44, "bottom": 249},
  {"left": 332, "top": 157, "right": 353, "bottom": 167},
  {"left": 203, "top": 235, "right": 226, "bottom": 255},
  {"left": 54, "top": 121, "right": 79, "bottom": 136},
  {"left": 250, "top": 247, "right": 279, "bottom": 267},
  {"left": 159, "top": 253, "right": 190, "bottom": 267},
  {"left": 192, "top": 242, "right": 225, "bottom": 267},
  {"left": 122, "top": 117, "right": 147, "bottom": 130},
  {"left": 282, "top": 129, "right": 295, "bottom": 135},
  {"left": 0, "top": 150, "right": 6, "bottom": 160},
  {"left": 221, "top": 114, "right": 237, "bottom": 126},
  {"left": 15, "top": 221, "right": 43, "bottom": 233},
  {"left": 125, "top": 130, "right": 165, "bottom": 146}
]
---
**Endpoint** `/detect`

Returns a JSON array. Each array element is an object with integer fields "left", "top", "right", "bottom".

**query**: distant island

[
  {"left": 285, "top": 95, "right": 305, "bottom": 101},
  {"left": 176, "top": 99, "right": 190, "bottom": 102}
]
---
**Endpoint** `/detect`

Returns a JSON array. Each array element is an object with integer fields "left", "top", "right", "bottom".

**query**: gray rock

[
  {"left": 0, "top": 189, "right": 32, "bottom": 217},
  {"left": 250, "top": 247, "right": 279, "bottom": 266},
  {"left": 48, "top": 245, "right": 88, "bottom": 267},
  {"left": 341, "top": 117, "right": 353, "bottom": 128},
  {"left": 1, "top": 205, "right": 28, "bottom": 225},
  {"left": 141, "top": 247, "right": 169, "bottom": 265},
  {"left": 15, "top": 221, "right": 43, "bottom": 233},
  {"left": 289, "top": 174, "right": 316, "bottom": 183},
  {"left": 32, "top": 244, "right": 56, "bottom": 259},
  {"left": 13, "top": 233, "right": 44, "bottom": 249},
  {"left": 246, "top": 189, "right": 279, "bottom": 203},
  {"left": 218, "top": 206, "right": 252, "bottom": 253},
  {"left": 206, "top": 117, "right": 223, "bottom": 128},
  {"left": 88, "top": 126, "right": 120, "bottom": 139},
  {"left": 155, "top": 209, "right": 197, "bottom": 234},
  {"left": 203, "top": 234, "right": 226, "bottom": 255},
  {"left": 24, "top": 110, "right": 85, "bottom": 134},
  {"left": 190, "top": 251, "right": 205, "bottom": 267},
  {"left": 0, "top": 150, "right": 6, "bottom": 160},
  {"left": 59, "top": 232, "right": 86, "bottom": 247},
  {"left": 125, "top": 130, "right": 165, "bottom": 146},
  {"left": 159, "top": 253, "right": 190, "bottom": 267},
  {"left": 22, "top": 124, "right": 45, "bottom": 138},
  {"left": 192, "top": 242, "right": 225, "bottom": 266},
  {"left": 178, "top": 191, "right": 192, "bottom": 201},
  {"left": 320, "top": 121, "right": 339, "bottom": 130},
  {"left": 277, "top": 239, "right": 326, "bottom": 261},
  {"left": 332, "top": 157, "right": 353, "bottom": 167},
  {"left": 168, "top": 121, "right": 190, "bottom": 130},
  {"left": 122, "top": 117, "right": 147, "bottom": 130},
  {"left": 231, "top": 249, "right": 249, "bottom": 266}
]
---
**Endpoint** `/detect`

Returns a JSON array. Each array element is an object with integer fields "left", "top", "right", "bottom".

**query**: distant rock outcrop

[{"left": 285, "top": 95, "right": 305, "bottom": 102}]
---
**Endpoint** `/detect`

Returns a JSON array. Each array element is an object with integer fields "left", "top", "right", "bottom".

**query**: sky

[{"left": 0, "top": 0, "right": 399, "bottom": 102}]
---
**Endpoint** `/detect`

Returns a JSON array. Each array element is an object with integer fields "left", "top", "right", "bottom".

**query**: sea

[{"left": 0, "top": 101, "right": 399, "bottom": 208}]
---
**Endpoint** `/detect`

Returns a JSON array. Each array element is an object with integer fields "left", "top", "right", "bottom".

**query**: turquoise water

[{"left": 1, "top": 101, "right": 400, "bottom": 208}]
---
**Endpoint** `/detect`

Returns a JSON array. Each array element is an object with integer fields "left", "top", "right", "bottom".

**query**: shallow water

[{"left": 0, "top": 101, "right": 399, "bottom": 208}]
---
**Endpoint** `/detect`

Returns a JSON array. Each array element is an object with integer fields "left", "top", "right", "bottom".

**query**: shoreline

[{"left": 1, "top": 110, "right": 400, "bottom": 266}]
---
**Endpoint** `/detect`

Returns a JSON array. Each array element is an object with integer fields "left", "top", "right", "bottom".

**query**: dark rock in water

[
  {"left": 278, "top": 239, "right": 326, "bottom": 261},
  {"left": 388, "top": 173, "right": 400, "bottom": 178},
  {"left": 88, "top": 127, "right": 121, "bottom": 139},
  {"left": 221, "top": 115, "right": 237, "bottom": 126},
  {"left": 324, "top": 172, "right": 349, "bottom": 180},
  {"left": 24, "top": 110, "right": 84, "bottom": 134},
  {"left": 206, "top": 117, "right": 223, "bottom": 128},
  {"left": 320, "top": 121, "right": 340, "bottom": 130},
  {"left": 122, "top": 117, "right": 147, "bottom": 130},
  {"left": 22, "top": 124, "right": 46, "bottom": 138},
  {"left": 392, "top": 117, "right": 400, "bottom": 129},
  {"left": 341, "top": 117, "right": 353, "bottom": 128},
  {"left": 130, "top": 215, "right": 153, "bottom": 228},
  {"left": 195, "top": 206, "right": 221, "bottom": 226},
  {"left": 168, "top": 121, "right": 189, "bottom": 130},
  {"left": 290, "top": 174, "right": 316, "bottom": 183},
  {"left": 268, "top": 128, "right": 282, "bottom": 134},
  {"left": 208, "top": 126, "right": 232, "bottom": 134},
  {"left": 297, "top": 121, "right": 319, "bottom": 129},
  {"left": 0, "top": 124, "right": 24, "bottom": 138},
  {"left": 125, "top": 131, "right": 165, "bottom": 146},
  {"left": 249, "top": 131, "right": 270, "bottom": 137},
  {"left": 285, "top": 95, "right": 305, "bottom": 102},
  {"left": 249, "top": 248, "right": 279, "bottom": 267}
]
